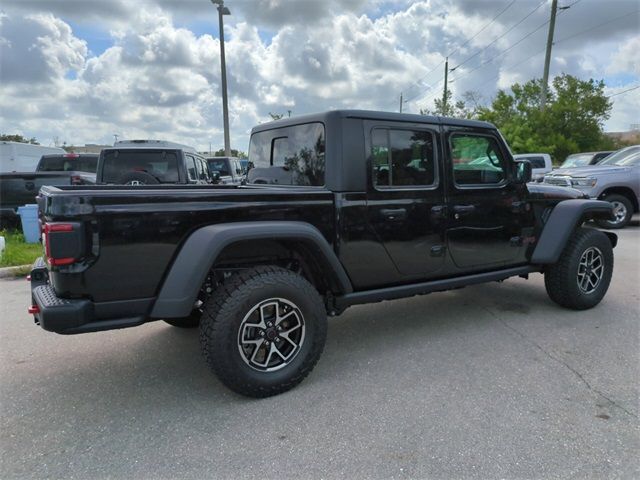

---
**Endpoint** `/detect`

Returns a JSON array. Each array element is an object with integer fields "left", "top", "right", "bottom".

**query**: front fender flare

[
  {"left": 150, "top": 221, "right": 352, "bottom": 318},
  {"left": 531, "top": 199, "right": 616, "bottom": 264}
]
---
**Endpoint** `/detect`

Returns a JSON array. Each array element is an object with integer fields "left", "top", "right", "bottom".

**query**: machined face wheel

[
  {"left": 610, "top": 201, "right": 628, "bottom": 224},
  {"left": 576, "top": 246, "right": 604, "bottom": 294},
  {"left": 237, "top": 298, "right": 306, "bottom": 372}
]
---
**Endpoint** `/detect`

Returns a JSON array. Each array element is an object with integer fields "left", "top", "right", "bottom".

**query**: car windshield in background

[
  {"left": 247, "top": 122, "right": 325, "bottom": 186},
  {"left": 101, "top": 150, "right": 179, "bottom": 183},
  {"left": 561, "top": 153, "right": 593, "bottom": 168},
  {"left": 208, "top": 159, "right": 230, "bottom": 176},
  {"left": 39, "top": 155, "right": 98, "bottom": 172},
  {"left": 598, "top": 146, "right": 640, "bottom": 166}
]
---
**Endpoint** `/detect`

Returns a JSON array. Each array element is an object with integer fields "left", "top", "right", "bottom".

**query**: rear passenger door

[{"left": 365, "top": 120, "right": 447, "bottom": 278}]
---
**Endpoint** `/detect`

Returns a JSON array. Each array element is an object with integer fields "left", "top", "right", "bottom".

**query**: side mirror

[
  {"left": 515, "top": 160, "right": 532, "bottom": 184},
  {"left": 211, "top": 171, "right": 221, "bottom": 183}
]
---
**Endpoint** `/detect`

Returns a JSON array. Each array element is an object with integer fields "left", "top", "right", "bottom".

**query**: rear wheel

[
  {"left": 544, "top": 228, "right": 613, "bottom": 310},
  {"left": 200, "top": 266, "right": 327, "bottom": 397},
  {"left": 596, "top": 194, "right": 633, "bottom": 229}
]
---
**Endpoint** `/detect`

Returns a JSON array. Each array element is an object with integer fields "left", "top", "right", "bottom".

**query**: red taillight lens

[
  {"left": 71, "top": 175, "right": 82, "bottom": 185},
  {"left": 43, "top": 223, "right": 76, "bottom": 266}
]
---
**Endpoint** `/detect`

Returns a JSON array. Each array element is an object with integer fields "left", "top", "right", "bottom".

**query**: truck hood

[
  {"left": 548, "top": 165, "right": 630, "bottom": 177},
  {"left": 527, "top": 182, "right": 588, "bottom": 202}
]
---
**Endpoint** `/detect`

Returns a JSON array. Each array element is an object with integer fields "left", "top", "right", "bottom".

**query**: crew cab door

[
  {"left": 444, "top": 127, "right": 534, "bottom": 270},
  {"left": 365, "top": 120, "right": 447, "bottom": 278}
]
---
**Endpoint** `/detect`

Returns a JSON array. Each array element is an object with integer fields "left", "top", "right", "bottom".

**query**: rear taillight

[
  {"left": 43, "top": 223, "right": 80, "bottom": 266},
  {"left": 71, "top": 175, "right": 82, "bottom": 185}
]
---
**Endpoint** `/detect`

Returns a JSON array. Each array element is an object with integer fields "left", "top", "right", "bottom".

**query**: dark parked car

[
  {"left": 560, "top": 151, "right": 613, "bottom": 169},
  {"left": 0, "top": 153, "right": 96, "bottom": 227},
  {"left": 29, "top": 110, "right": 617, "bottom": 397},
  {"left": 98, "top": 140, "right": 213, "bottom": 185}
]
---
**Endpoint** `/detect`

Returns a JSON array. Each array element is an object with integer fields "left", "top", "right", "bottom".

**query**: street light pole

[{"left": 212, "top": 0, "right": 231, "bottom": 156}]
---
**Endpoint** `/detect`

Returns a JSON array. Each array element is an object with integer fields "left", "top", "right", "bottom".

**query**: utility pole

[
  {"left": 212, "top": 0, "right": 231, "bottom": 156},
  {"left": 442, "top": 57, "right": 449, "bottom": 115},
  {"left": 399, "top": 92, "right": 403, "bottom": 113},
  {"left": 541, "top": 0, "right": 558, "bottom": 110}
]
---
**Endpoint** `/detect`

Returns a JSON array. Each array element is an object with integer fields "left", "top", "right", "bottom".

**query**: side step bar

[{"left": 333, "top": 265, "right": 541, "bottom": 312}]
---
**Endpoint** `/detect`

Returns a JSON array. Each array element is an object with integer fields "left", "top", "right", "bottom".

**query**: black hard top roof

[{"left": 251, "top": 109, "right": 495, "bottom": 134}]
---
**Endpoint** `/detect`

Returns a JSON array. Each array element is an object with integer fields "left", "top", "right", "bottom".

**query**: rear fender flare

[
  {"left": 150, "top": 221, "right": 352, "bottom": 318},
  {"left": 531, "top": 199, "right": 616, "bottom": 264}
]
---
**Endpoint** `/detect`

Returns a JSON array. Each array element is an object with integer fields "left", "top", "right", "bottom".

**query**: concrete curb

[{"left": 0, "top": 265, "right": 30, "bottom": 279}]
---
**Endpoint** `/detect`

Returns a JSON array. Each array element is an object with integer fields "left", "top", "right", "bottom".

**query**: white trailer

[{"left": 0, "top": 142, "right": 65, "bottom": 173}]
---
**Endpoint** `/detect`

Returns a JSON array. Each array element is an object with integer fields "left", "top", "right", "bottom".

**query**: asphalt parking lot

[{"left": 1, "top": 225, "right": 638, "bottom": 479}]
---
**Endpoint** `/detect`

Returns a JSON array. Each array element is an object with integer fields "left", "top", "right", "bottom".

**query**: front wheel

[
  {"left": 544, "top": 228, "right": 613, "bottom": 310},
  {"left": 200, "top": 266, "right": 327, "bottom": 397},
  {"left": 596, "top": 194, "right": 633, "bottom": 229}
]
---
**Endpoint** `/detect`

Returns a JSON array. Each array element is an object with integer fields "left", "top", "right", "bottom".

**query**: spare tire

[{"left": 118, "top": 171, "right": 160, "bottom": 185}]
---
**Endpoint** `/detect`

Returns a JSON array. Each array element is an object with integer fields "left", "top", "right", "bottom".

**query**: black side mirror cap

[{"left": 515, "top": 160, "right": 532, "bottom": 184}]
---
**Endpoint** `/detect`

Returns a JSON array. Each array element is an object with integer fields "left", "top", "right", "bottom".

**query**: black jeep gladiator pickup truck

[{"left": 28, "top": 110, "right": 617, "bottom": 397}]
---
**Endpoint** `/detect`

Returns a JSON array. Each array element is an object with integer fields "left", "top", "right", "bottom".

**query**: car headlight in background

[{"left": 570, "top": 177, "right": 597, "bottom": 187}]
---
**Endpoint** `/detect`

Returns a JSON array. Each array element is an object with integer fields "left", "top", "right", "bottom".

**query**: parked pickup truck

[
  {"left": 97, "top": 140, "right": 214, "bottom": 185},
  {"left": 0, "top": 153, "right": 97, "bottom": 227},
  {"left": 28, "top": 110, "right": 617, "bottom": 397}
]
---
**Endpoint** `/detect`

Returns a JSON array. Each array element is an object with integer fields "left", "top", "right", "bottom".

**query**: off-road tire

[
  {"left": 596, "top": 194, "right": 633, "bottom": 229},
  {"left": 544, "top": 227, "right": 613, "bottom": 310},
  {"left": 199, "top": 266, "right": 327, "bottom": 397},
  {"left": 164, "top": 311, "right": 201, "bottom": 328}
]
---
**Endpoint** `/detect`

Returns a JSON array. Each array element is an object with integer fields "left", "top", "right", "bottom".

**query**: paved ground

[{"left": 1, "top": 226, "right": 639, "bottom": 480}]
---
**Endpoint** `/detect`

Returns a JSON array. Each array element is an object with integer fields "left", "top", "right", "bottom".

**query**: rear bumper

[{"left": 29, "top": 258, "right": 153, "bottom": 334}]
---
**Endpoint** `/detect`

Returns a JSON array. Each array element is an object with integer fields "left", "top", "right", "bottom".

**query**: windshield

[
  {"left": 598, "top": 146, "right": 640, "bottom": 166},
  {"left": 561, "top": 153, "right": 593, "bottom": 168},
  {"left": 38, "top": 155, "right": 98, "bottom": 172},
  {"left": 101, "top": 150, "right": 179, "bottom": 183}
]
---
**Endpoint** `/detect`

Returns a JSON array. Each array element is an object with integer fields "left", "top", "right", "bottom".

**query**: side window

[
  {"left": 196, "top": 158, "right": 209, "bottom": 181},
  {"left": 186, "top": 155, "right": 198, "bottom": 182},
  {"left": 247, "top": 122, "right": 325, "bottom": 186},
  {"left": 371, "top": 128, "right": 436, "bottom": 188},
  {"left": 450, "top": 134, "right": 506, "bottom": 186}
]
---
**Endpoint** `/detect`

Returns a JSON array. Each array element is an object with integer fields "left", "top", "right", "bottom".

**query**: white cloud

[{"left": 0, "top": 0, "right": 638, "bottom": 150}]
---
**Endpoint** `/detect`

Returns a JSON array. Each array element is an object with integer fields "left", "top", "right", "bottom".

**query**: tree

[
  {"left": 420, "top": 90, "right": 483, "bottom": 119},
  {"left": 477, "top": 74, "right": 613, "bottom": 163},
  {"left": 212, "top": 148, "right": 247, "bottom": 159},
  {"left": 0, "top": 134, "right": 39, "bottom": 144}
]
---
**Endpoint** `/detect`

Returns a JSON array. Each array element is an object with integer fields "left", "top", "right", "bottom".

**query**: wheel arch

[
  {"left": 598, "top": 187, "right": 639, "bottom": 212},
  {"left": 531, "top": 199, "right": 616, "bottom": 264},
  {"left": 150, "top": 221, "right": 353, "bottom": 318}
]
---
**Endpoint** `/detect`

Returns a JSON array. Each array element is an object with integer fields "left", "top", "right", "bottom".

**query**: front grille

[{"left": 545, "top": 176, "right": 571, "bottom": 187}]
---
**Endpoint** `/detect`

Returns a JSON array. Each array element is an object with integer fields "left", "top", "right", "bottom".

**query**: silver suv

[{"left": 544, "top": 145, "right": 640, "bottom": 228}]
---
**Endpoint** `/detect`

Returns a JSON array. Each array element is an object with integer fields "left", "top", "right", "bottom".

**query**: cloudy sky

[{"left": 1, "top": 0, "right": 638, "bottom": 152}]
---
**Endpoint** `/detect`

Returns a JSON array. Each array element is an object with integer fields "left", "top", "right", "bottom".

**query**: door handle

[
  {"left": 452, "top": 204, "right": 475, "bottom": 219},
  {"left": 380, "top": 208, "right": 407, "bottom": 221}
]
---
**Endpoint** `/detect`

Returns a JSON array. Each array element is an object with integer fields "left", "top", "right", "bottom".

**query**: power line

[
  {"left": 451, "top": 0, "right": 547, "bottom": 71},
  {"left": 397, "top": 0, "right": 519, "bottom": 106},
  {"left": 608, "top": 85, "right": 640, "bottom": 98},
  {"left": 447, "top": 0, "right": 517, "bottom": 59},
  {"left": 472, "top": 10, "right": 639, "bottom": 93}
]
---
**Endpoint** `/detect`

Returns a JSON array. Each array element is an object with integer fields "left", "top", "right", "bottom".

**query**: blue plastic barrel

[{"left": 17, "top": 204, "right": 40, "bottom": 243}]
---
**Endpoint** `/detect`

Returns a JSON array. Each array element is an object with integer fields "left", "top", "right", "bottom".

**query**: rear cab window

[
  {"left": 247, "top": 122, "right": 325, "bottom": 186},
  {"left": 38, "top": 155, "right": 98, "bottom": 173},
  {"left": 101, "top": 150, "right": 180, "bottom": 184}
]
